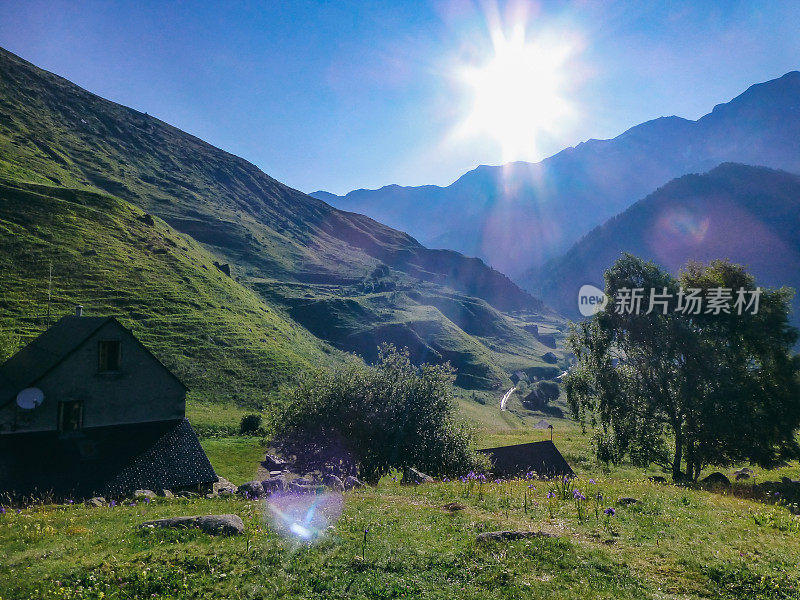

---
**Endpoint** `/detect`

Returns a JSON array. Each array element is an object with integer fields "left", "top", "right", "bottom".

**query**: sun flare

[{"left": 456, "top": 28, "right": 576, "bottom": 162}]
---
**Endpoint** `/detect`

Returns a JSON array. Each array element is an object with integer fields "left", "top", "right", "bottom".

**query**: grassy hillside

[
  {"left": 0, "top": 46, "right": 562, "bottom": 390},
  {"left": 0, "top": 178, "right": 343, "bottom": 403}
]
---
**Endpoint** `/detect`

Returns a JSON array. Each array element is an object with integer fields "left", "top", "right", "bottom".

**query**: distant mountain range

[
  {"left": 313, "top": 72, "right": 800, "bottom": 284},
  {"left": 538, "top": 163, "right": 800, "bottom": 326},
  {"left": 0, "top": 47, "right": 563, "bottom": 393}
]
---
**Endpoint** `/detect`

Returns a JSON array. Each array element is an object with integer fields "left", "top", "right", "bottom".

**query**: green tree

[
  {"left": 273, "top": 344, "right": 485, "bottom": 483},
  {"left": 565, "top": 254, "right": 800, "bottom": 481}
]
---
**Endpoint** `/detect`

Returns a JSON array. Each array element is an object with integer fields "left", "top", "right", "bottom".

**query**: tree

[
  {"left": 522, "top": 381, "right": 560, "bottom": 409},
  {"left": 565, "top": 254, "right": 800, "bottom": 481},
  {"left": 273, "top": 344, "right": 485, "bottom": 483}
]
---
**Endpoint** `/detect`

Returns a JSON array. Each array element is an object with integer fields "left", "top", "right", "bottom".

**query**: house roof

[
  {"left": 0, "top": 315, "right": 185, "bottom": 407},
  {"left": 0, "top": 418, "right": 217, "bottom": 498},
  {"left": 478, "top": 440, "right": 574, "bottom": 477}
]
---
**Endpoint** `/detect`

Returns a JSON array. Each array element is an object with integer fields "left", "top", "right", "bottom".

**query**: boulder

[
  {"left": 402, "top": 467, "right": 434, "bottom": 485},
  {"left": 263, "top": 453, "right": 287, "bottom": 470},
  {"left": 213, "top": 477, "right": 237, "bottom": 496},
  {"left": 141, "top": 514, "right": 244, "bottom": 536},
  {"left": 616, "top": 497, "right": 639, "bottom": 506},
  {"left": 735, "top": 472, "right": 751, "bottom": 481},
  {"left": 323, "top": 474, "right": 345, "bottom": 492},
  {"left": 160, "top": 489, "right": 175, "bottom": 499},
  {"left": 134, "top": 489, "right": 157, "bottom": 500},
  {"left": 476, "top": 530, "right": 556, "bottom": 543},
  {"left": 702, "top": 472, "right": 731, "bottom": 488},
  {"left": 344, "top": 476, "right": 365, "bottom": 490},
  {"left": 262, "top": 477, "right": 287, "bottom": 495},
  {"left": 86, "top": 496, "right": 106, "bottom": 507},
  {"left": 237, "top": 480, "right": 264, "bottom": 499}
]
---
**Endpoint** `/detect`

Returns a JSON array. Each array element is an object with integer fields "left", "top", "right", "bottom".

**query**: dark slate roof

[
  {"left": 0, "top": 418, "right": 217, "bottom": 499},
  {"left": 478, "top": 440, "right": 574, "bottom": 478},
  {"left": 0, "top": 316, "right": 111, "bottom": 406}
]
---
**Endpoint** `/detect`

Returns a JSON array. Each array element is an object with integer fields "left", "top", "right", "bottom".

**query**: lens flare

[{"left": 266, "top": 492, "right": 344, "bottom": 544}]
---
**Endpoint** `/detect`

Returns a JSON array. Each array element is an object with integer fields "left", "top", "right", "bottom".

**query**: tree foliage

[
  {"left": 522, "top": 381, "right": 560, "bottom": 409},
  {"left": 565, "top": 254, "right": 800, "bottom": 480},
  {"left": 273, "top": 344, "right": 485, "bottom": 483}
]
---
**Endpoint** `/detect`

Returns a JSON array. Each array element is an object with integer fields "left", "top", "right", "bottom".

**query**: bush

[
  {"left": 239, "top": 413, "right": 263, "bottom": 435},
  {"left": 273, "top": 344, "right": 486, "bottom": 483},
  {"left": 522, "top": 381, "right": 560, "bottom": 409}
]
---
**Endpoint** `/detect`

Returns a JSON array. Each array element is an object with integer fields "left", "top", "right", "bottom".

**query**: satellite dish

[{"left": 16, "top": 388, "right": 44, "bottom": 410}]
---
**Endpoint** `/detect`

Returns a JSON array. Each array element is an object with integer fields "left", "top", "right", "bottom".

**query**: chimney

[{"left": 75, "top": 305, "right": 83, "bottom": 317}]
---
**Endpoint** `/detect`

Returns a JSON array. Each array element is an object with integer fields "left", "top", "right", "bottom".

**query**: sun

[{"left": 456, "top": 28, "right": 575, "bottom": 162}]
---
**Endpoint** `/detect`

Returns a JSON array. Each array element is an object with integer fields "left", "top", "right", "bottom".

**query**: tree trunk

[
  {"left": 685, "top": 440, "right": 695, "bottom": 481},
  {"left": 672, "top": 425, "right": 683, "bottom": 481}
]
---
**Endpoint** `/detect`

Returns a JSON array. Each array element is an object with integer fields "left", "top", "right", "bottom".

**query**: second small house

[{"left": 0, "top": 307, "right": 218, "bottom": 499}]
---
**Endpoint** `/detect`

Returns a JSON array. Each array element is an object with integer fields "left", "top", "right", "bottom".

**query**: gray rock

[
  {"left": 262, "top": 477, "right": 287, "bottom": 495},
  {"left": 213, "top": 477, "right": 237, "bottom": 496},
  {"left": 134, "top": 489, "right": 157, "bottom": 500},
  {"left": 476, "top": 530, "right": 556, "bottom": 543},
  {"left": 735, "top": 472, "right": 751, "bottom": 481},
  {"left": 702, "top": 472, "right": 731, "bottom": 488},
  {"left": 160, "top": 489, "right": 175, "bottom": 499},
  {"left": 263, "top": 453, "right": 287, "bottom": 470},
  {"left": 324, "top": 474, "right": 345, "bottom": 492},
  {"left": 344, "top": 476, "right": 365, "bottom": 490},
  {"left": 402, "top": 467, "right": 434, "bottom": 485},
  {"left": 288, "top": 481, "right": 323, "bottom": 495},
  {"left": 86, "top": 496, "right": 106, "bottom": 507},
  {"left": 141, "top": 514, "right": 244, "bottom": 536},
  {"left": 237, "top": 480, "right": 264, "bottom": 499},
  {"left": 616, "top": 497, "right": 639, "bottom": 506}
]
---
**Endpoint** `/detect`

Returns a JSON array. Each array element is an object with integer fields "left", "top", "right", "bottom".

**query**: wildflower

[
  {"left": 573, "top": 490, "right": 586, "bottom": 500},
  {"left": 109, "top": 500, "right": 116, "bottom": 507},
  {"left": 588, "top": 479, "right": 596, "bottom": 485},
  {"left": 527, "top": 484, "right": 535, "bottom": 489},
  {"left": 144, "top": 497, "right": 151, "bottom": 503},
  {"left": 442, "top": 477, "right": 449, "bottom": 482},
  {"left": 477, "top": 473, "right": 486, "bottom": 482},
  {"left": 16, "top": 508, "right": 21, "bottom": 514},
  {"left": 547, "top": 491, "right": 555, "bottom": 499},
  {"left": 0, "top": 506, "right": 5, "bottom": 515},
  {"left": 604, "top": 507, "right": 615, "bottom": 516},
  {"left": 596, "top": 493, "right": 603, "bottom": 500},
  {"left": 494, "top": 479, "right": 502, "bottom": 484}
]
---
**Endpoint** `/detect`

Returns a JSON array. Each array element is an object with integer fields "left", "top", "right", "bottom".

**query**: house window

[
  {"left": 98, "top": 340, "right": 121, "bottom": 372},
  {"left": 58, "top": 401, "right": 83, "bottom": 433}
]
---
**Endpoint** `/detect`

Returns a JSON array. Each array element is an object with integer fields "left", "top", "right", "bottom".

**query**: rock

[
  {"left": 287, "top": 481, "right": 323, "bottom": 495},
  {"left": 649, "top": 476, "right": 667, "bottom": 484},
  {"left": 735, "top": 472, "right": 751, "bottom": 481},
  {"left": 213, "top": 477, "right": 237, "bottom": 496},
  {"left": 262, "top": 477, "right": 287, "bottom": 495},
  {"left": 402, "top": 467, "right": 434, "bottom": 485},
  {"left": 442, "top": 502, "right": 466, "bottom": 512},
  {"left": 160, "top": 489, "right": 175, "bottom": 499},
  {"left": 263, "top": 453, "right": 287, "bottom": 470},
  {"left": 134, "top": 489, "right": 157, "bottom": 500},
  {"left": 616, "top": 497, "right": 639, "bottom": 506},
  {"left": 205, "top": 493, "right": 217, "bottom": 499},
  {"left": 323, "top": 474, "right": 345, "bottom": 492},
  {"left": 476, "top": 530, "right": 556, "bottom": 543},
  {"left": 702, "top": 472, "right": 731, "bottom": 488},
  {"left": 344, "top": 476, "right": 365, "bottom": 490},
  {"left": 237, "top": 480, "right": 264, "bottom": 499},
  {"left": 141, "top": 514, "right": 244, "bottom": 536},
  {"left": 86, "top": 496, "right": 106, "bottom": 507}
]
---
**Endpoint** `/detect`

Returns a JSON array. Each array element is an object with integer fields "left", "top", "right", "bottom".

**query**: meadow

[{"left": 2, "top": 396, "right": 800, "bottom": 600}]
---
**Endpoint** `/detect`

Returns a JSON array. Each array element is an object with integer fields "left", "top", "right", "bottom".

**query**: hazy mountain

[
  {"left": 0, "top": 47, "right": 562, "bottom": 390},
  {"left": 313, "top": 72, "right": 800, "bottom": 283},
  {"left": 537, "top": 163, "right": 800, "bottom": 326}
]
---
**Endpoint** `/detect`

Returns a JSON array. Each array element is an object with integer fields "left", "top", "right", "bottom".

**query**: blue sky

[{"left": 1, "top": 1, "right": 799, "bottom": 195}]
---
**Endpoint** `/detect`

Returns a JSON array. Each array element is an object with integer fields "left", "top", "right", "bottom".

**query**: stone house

[{"left": 0, "top": 308, "right": 217, "bottom": 498}]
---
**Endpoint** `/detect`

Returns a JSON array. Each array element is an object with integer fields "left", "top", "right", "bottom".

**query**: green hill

[
  {"left": 0, "top": 46, "right": 564, "bottom": 391},
  {"left": 0, "top": 178, "right": 343, "bottom": 403}
]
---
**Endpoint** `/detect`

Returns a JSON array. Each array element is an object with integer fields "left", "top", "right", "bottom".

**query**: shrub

[
  {"left": 522, "top": 381, "right": 560, "bottom": 409},
  {"left": 239, "top": 413, "right": 263, "bottom": 435},
  {"left": 273, "top": 344, "right": 486, "bottom": 483}
]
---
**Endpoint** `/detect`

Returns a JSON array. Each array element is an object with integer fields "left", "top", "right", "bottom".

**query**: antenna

[{"left": 46, "top": 261, "right": 53, "bottom": 329}]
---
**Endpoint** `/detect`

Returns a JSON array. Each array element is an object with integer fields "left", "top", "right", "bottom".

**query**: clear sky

[{"left": 1, "top": 1, "right": 799, "bottom": 195}]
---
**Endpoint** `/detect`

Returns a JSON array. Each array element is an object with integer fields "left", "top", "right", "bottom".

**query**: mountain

[
  {"left": 313, "top": 72, "right": 800, "bottom": 283},
  {"left": 0, "top": 47, "right": 562, "bottom": 391},
  {"left": 537, "top": 163, "right": 800, "bottom": 325}
]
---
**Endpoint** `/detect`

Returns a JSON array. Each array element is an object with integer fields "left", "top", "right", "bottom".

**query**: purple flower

[
  {"left": 0, "top": 506, "right": 5, "bottom": 515},
  {"left": 547, "top": 491, "right": 555, "bottom": 499},
  {"left": 527, "top": 484, "right": 535, "bottom": 489},
  {"left": 775, "top": 492, "right": 781, "bottom": 497},
  {"left": 604, "top": 507, "right": 615, "bottom": 516},
  {"left": 442, "top": 477, "right": 449, "bottom": 482},
  {"left": 460, "top": 476, "right": 467, "bottom": 483},
  {"left": 144, "top": 497, "right": 151, "bottom": 503},
  {"left": 588, "top": 479, "right": 596, "bottom": 485},
  {"left": 597, "top": 493, "right": 603, "bottom": 500},
  {"left": 16, "top": 509, "right": 21, "bottom": 514},
  {"left": 110, "top": 500, "right": 116, "bottom": 507},
  {"left": 477, "top": 473, "right": 486, "bottom": 482},
  {"left": 573, "top": 489, "right": 585, "bottom": 500},
  {"left": 494, "top": 479, "right": 502, "bottom": 484}
]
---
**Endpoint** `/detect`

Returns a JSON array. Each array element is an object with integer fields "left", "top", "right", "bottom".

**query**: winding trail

[{"left": 500, "top": 386, "right": 517, "bottom": 411}]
